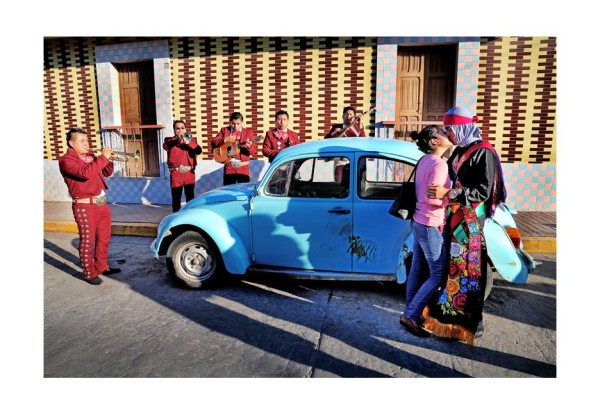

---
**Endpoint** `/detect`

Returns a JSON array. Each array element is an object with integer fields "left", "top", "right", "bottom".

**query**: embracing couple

[{"left": 400, "top": 106, "right": 507, "bottom": 345}]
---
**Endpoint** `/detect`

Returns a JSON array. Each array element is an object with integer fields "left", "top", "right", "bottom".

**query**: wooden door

[
  {"left": 117, "top": 61, "right": 158, "bottom": 177},
  {"left": 395, "top": 48, "right": 425, "bottom": 139},
  {"left": 422, "top": 45, "right": 456, "bottom": 122},
  {"left": 395, "top": 45, "right": 456, "bottom": 138}
]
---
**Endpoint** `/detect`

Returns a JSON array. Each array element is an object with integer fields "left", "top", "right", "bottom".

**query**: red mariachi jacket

[
  {"left": 58, "top": 148, "right": 114, "bottom": 199},
  {"left": 163, "top": 135, "right": 202, "bottom": 169},
  {"left": 324, "top": 123, "right": 366, "bottom": 138},
  {"left": 262, "top": 128, "right": 300, "bottom": 162},
  {"left": 211, "top": 127, "right": 258, "bottom": 176}
]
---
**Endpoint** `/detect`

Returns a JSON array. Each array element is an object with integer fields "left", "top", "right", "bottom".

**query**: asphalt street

[{"left": 43, "top": 232, "right": 556, "bottom": 378}]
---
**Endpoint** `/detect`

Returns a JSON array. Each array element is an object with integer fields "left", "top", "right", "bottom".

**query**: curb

[
  {"left": 45, "top": 221, "right": 555, "bottom": 254},
  {"left": 521, "top": 237, "right": 556, "bottom": 254},
  {"left": 44, "top": 221, "right": 157, "bottom": 238}
]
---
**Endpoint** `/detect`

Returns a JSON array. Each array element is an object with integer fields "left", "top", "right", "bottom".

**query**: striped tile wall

[
  {"left": 477, "top": 37, "right": 556, "bottom": 164},
  {"left": 169, "top": 37, "right": 377, "bottom": 159},
  {"left": 44, "top": 38, "right": 102, "bottom": 157},
  {"left": 43, "top": 37, "right": 556, "bottom": 211}
]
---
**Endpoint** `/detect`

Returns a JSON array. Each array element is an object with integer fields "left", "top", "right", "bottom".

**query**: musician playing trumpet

[
  {"left": 163, "top": 119, "right": 203, "bottom": 212},
  {"left": 58, "top": 127, "right": 121, "bottom": 285},
  {"left": 324, "top": 106, "right": 367, "bottom": 138}
]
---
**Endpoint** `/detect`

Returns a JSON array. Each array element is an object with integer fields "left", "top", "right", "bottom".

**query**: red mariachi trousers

[{"left": 72, "top": 203, "right": 112, "bottom": 280}]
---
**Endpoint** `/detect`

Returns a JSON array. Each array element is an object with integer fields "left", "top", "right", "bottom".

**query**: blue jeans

[{"left": 404, "top": 221, "right": 448, "bottom": 319}]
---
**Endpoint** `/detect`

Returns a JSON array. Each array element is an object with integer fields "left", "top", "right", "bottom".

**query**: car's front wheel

[{"left": 166, "top": 231, "right": 222, "bottom": 288}]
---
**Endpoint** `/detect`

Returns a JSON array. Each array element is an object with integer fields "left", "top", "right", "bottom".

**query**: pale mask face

[{"left": 443, "top": 126, "right": 457, "bottom": 145}]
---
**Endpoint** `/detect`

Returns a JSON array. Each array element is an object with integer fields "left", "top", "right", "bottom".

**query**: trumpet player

[
  {"left": 163, "top": 119, "right": 203, "bottom": 212},
  {"left": 58, "top": 127, "right": 121, "bottom": 285}
]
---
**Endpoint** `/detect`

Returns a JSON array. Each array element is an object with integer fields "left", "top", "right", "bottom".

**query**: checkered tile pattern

[
  {"left": 45, "top": 159, "right": 556, "bottom": 212},
  {"left": 503, "top": 163, "right": 556, "bottom": 211},
  {"left": 45, "top": 160, "right": 269, "bottom": 205},
  {"left": 375, "top": 37, "right": 481, "bottom": 124},
  {"left": 456, "top": 42, "right": 480, "bottom": 110}
]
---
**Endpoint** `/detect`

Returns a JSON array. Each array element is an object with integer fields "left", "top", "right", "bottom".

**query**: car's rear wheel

[
  {"left": 484, "top": 263, "right": 494, "bottom": 300},
  {"left": 166, "top": 231, "right": 222, "bottom": 288}
]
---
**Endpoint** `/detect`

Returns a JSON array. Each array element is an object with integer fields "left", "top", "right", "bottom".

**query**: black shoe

[
  {"left": 86, "top": 276, "right": 104, "bottom": 285},
  {"left": 417, "top": 315, "right": 425, "bottom": 327},
  {"left": 400, "top": 315, "right": 430, "bottom": 338},
  {"left": 102, "top": 267, "right": 121, "bottom": 276},
  {"left": 475, "top": 320, "right": 484, "bottom": 338}
]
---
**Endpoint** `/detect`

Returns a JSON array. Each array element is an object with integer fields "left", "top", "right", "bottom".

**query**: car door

[
  {"left": 251, "top": 155, "right": 354, "bottom": 272},
  {"left": 351, "top": 155, "right": 415, "bottom": 276}
]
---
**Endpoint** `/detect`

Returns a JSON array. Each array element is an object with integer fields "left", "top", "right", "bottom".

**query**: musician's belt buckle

[
  {"left": 178, "top": 165, "right": 192, "bottom": 173},
  {"left": 95, "top": 195, "right": 106, "bottom": 206}
]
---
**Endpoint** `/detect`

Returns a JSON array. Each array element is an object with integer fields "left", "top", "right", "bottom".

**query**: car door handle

[{"left": 328, "top": 208, "right": 350, "bottom": 214}]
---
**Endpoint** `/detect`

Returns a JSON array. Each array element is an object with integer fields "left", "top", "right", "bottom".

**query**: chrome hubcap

[{"left": 180, "top": 244, "right": 215, "bottom": 280}]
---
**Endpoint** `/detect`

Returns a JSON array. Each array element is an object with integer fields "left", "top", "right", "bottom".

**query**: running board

[{"left": 245, "top": 266, "right": 397, "bottom": 282}]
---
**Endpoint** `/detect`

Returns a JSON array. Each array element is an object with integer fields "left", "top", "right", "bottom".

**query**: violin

[{"left": 330, "top": 107, "right": 377, "bottom": 138}]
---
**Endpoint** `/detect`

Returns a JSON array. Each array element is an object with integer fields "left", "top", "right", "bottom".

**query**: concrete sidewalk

[{"left": 43, "top": 201, "right": 556, "bottom": 253}]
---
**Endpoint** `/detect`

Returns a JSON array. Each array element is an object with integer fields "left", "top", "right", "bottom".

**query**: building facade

[{"left": 43, "top": 36, "right": 556, "bottom": 211}]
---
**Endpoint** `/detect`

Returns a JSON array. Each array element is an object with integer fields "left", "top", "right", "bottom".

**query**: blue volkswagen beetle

[{"left": 151, "top": 138, "right": 535, "bottom": 292}]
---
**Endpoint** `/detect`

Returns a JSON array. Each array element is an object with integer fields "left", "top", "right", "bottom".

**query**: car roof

[{"left": 274, "top": 137, "right": 423, "bottom": 162}]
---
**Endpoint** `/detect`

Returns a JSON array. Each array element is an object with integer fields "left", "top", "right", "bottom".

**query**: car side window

[
  {"left": 358, "top": 156, "right": 415, "bottom": 199},
  {"left": 264, "top": 157, "right": 350, "bottom": 198},
  {"left": 264, "top": 162, "right": 292, "bottom": 196}
]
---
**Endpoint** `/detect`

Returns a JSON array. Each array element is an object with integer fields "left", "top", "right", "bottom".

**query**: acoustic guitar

[{"left": 213, "top": 134, "right": 263, "bottom": 165}]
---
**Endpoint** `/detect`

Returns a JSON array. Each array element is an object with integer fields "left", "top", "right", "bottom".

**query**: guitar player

[{"left": 211, "top": 111, "right": 258, "bottom": 185}]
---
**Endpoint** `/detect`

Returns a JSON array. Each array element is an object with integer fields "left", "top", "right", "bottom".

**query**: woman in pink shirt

[{"left": 400, "top": 125, "right": 453, "bottom": 338}]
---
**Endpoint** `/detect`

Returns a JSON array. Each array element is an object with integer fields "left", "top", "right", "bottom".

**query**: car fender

[
  {"left": 153, "top": 209, "right": 251, "bottom": 275},
  {"left": 395, "top": 232, "right": 414, "bottom": 284},
  {"left": 484, "top": 204, "right": 530, "bottom": 284}
]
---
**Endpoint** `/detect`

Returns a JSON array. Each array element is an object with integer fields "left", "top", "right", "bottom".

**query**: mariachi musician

[
  {"left": 262, "top": 110, "right": 300, "bottom": 163},
  {"left": 211, "top": 111, "right": 257, "bottom": 185},
  {"left": 163, "top": 119, "right": 203, "bottom": 212},
  {"left": 324, "top": 106, "right": 367, "bottom": 138},
  {"left": 58, "top": 127, "right": 121, "bottom": 285}
]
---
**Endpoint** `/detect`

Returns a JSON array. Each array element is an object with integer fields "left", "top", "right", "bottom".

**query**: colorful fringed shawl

[
  {"left": 422, "top": 140, "right": 505, "bottom": 345},
  {"left": 423, "top": 203, "right": 486, "bottom": 345}
]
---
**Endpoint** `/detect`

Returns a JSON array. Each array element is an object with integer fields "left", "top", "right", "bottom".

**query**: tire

[
  {"left": 484, "top": 263, "right": 494, "bottom": 300},
  {"left": 166, "top": 230, "right": 222, "bottom": 288}
]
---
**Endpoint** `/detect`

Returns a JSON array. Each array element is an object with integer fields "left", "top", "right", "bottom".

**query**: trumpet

[
  {"left": 182, "top": 132, "right": 193, "bottom": 143},
  {"left": 90, "top": 148, "right": 141, "bottom": 162}
]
